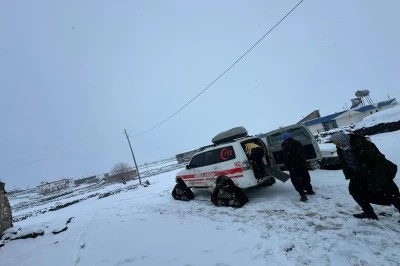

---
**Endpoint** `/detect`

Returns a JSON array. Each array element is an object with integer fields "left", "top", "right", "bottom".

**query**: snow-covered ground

[{"left": 1, "top": 130, "right": 400, "bottom": 266}]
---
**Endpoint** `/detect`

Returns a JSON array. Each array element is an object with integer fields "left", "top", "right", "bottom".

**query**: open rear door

[{"left": 264, "top": 165, "right": 290, "bottom": 183}]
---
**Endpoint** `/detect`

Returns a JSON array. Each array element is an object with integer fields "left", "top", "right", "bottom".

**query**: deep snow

[{"left": 1, "top": 116, "right": 400, "bottom": 265}]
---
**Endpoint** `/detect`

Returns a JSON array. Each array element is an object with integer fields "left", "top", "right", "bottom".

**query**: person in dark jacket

[
  {"left": 330, "top": 132, "right": 400, "bottom": 220},
  {"left": 244, "top": 142, "right": 267, "bottom": 178},
  {"left": 281, "top": 132, "right": 314, "bottom": 202}
]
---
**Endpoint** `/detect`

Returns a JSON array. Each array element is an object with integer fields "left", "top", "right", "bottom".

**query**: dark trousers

[
  {"left": 349, "top": 179, "right": 400, "bottom": 213},
  {"left": 288, "top": 167, "right": 313, "bottom": 196},
  {"left": 249, "top": 147, "right": 266, "bottom": 174}
]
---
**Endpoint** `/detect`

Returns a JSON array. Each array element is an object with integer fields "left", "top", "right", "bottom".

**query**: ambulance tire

[
  {"left": 172, "top": 180, "right": 194, "bottom": 201},
  {"left": 211, "top": 176, "right": 248, "bottom": 208}
]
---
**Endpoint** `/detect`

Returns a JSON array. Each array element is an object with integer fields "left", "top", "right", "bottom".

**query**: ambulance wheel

[
  {"left": 308, "top": 161, "right": 321, "bottom": 170},
  {"left": 172, "top": 180, "right": 194, "bottom": 201},
  {"left": 211, "top": 176, "right": 248, "bottom": 208}
]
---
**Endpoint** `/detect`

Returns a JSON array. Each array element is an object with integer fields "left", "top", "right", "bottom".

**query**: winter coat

[
  {"left": 337, "top": 134, "right": 395, "bottom": 192},
  {"left": 281, "top": 138, "right": 307, "bottom": 171},
  {"left": 245, "top": 142, "right": 261, "bottom": 157}
]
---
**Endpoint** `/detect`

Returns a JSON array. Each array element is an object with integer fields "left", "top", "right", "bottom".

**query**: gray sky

[{"left": 1, "top": 0, "right": 399, "bottom": 189}]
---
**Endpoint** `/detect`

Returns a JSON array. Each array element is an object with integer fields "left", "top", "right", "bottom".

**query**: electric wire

[
  {"left": 0, "top": 1, "right": 304, "bottom": 172},
  {"left": 135, "top": 0, "right": 304, "bottom": 136}
]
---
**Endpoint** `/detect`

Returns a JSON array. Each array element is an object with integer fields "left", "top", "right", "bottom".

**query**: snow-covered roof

[
  {"left": 303, "top": 111, "right": 346, "bottom": 126},
  {"left": 354, "top": 104, "right": 400, "bottom": 129},
  {"left": 304, "top": 98, "right": 396, "bottom": 126},
  {"left": 36, "top": 179, "right": 70, "bottom": 188}
]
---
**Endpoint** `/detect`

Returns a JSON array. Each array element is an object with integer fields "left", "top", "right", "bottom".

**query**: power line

[
  {"left": 0, "top": 1, "right": 305, "bottom": 173},
  {"left": 0, "top": 134, "right": 121, "bottom": 172},
  {"left": 0, "top": 132, "right": 120, "bottom": 165},
  {"left": 0, "top": 130, "right": 173, "bottom": 172},
  {"left": 135, "top": 0, "right": 304, "bottom": 136},
  {"left": 129, "top": 134, "right": 175, "bottom": 154}
]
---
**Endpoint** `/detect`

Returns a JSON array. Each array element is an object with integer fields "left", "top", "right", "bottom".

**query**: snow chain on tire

[
  {"left": 211, "top": 176, "right": 248, "bottom": 208},
  {"left": 172, "top": 181, "right": 194, "bottom": 201}
]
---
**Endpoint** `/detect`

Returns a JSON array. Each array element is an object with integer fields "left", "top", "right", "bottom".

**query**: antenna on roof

[
  {"left": 356, "top": 90, "right": 374, "bottom": 104},
  {"left": 351, "top": 90, "right": 374, "bottom": 108}
]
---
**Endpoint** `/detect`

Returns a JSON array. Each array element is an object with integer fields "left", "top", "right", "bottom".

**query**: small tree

[{"left": 110, "top": 162, "right": 134, "bottom": 184}]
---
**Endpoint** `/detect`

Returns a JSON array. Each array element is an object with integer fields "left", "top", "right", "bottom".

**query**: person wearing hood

[
  {"left": 330, "top": 132, "right": 399, "bottom": 220},
  {"left": 281, "top": 132, "right": 314, "bottom": 202}
]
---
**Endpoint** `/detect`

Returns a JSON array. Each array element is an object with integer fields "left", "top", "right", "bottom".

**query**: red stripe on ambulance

[{"left": 177, "top": 168, "right": 243, "bottom": 180}]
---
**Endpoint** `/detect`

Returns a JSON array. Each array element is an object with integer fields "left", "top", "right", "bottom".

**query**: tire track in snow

[{"left": 73, "top": 212, "right": 98, "bottom": 265}]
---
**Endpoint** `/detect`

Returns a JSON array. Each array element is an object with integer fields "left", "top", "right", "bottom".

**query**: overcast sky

[{"left": 1, "top": 0, "right": 399, "bottom": 189}]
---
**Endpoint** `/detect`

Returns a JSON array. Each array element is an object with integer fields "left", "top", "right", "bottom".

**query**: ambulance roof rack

[{"left": 211, "top": 126, "right": 249, "bottom": 145}]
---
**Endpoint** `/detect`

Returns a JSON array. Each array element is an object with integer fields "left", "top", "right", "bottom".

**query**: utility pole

[{"left": 124, "top": 129, "right": 142, "bottom": 185}]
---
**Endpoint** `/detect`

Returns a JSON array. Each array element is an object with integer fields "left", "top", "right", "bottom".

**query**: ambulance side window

[
  {"left": 217, "top": 146, "right": 236, "bottom": 162},
  {"left": 189, "top": 153, "right": 204, "bottom": 168},
  {"left": 203, "top": 150, "right": 220, "bottom": 166}
]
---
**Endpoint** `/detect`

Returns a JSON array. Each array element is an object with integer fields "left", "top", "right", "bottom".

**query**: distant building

[
  {"left": 175, "top": 149, "right": 199, "bottom": 164},
  {"left": 175, "top": 145, "right": 213, "bottom": 164},
  {"left": 103, "top": 170, "right": 137, "bottom": 184},
  {"left": 74, "top": 175, "right": 100, "bottom": 186},
  {"left": 297, "top": 110, "right": 321, "bottom": 124},
  {"left": 37, "top": 179, "right": 70, "bottom": 195},
  {"left": 302, "top": 98, "right": 397, "bottom": 134}
]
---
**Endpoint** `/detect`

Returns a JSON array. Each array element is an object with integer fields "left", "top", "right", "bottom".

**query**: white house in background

[
  {"left": 302, "top": 98, "right": 397, "bottom": 134},
  {"left": 37, "top": 178, "right": 70, "bottom": 195}
]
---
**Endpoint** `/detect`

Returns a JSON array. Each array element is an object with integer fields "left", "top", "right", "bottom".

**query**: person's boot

[
  {"left": 305, "top": 190, "right": 315, "bottom": 195},
  {"left": 390, "top": 196, "right": 400, "bottom": 222},
  {"left": 300, "top": 194, "right": 308, "bottom": 202},
  {"left": 353, "top": 211, "right": 378, "bottom": 220},
  {"left": 392, "top": 200, "right": 400, "bottom": 223},
  {"left": 304, "top": 185, "right": 315, "bottom": 195},
  {"left": 394, "top": 204, "right": 400, "bottom": 218},
  {"left": 392, "top": 197, "right": 400, "bottom": 212}
]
